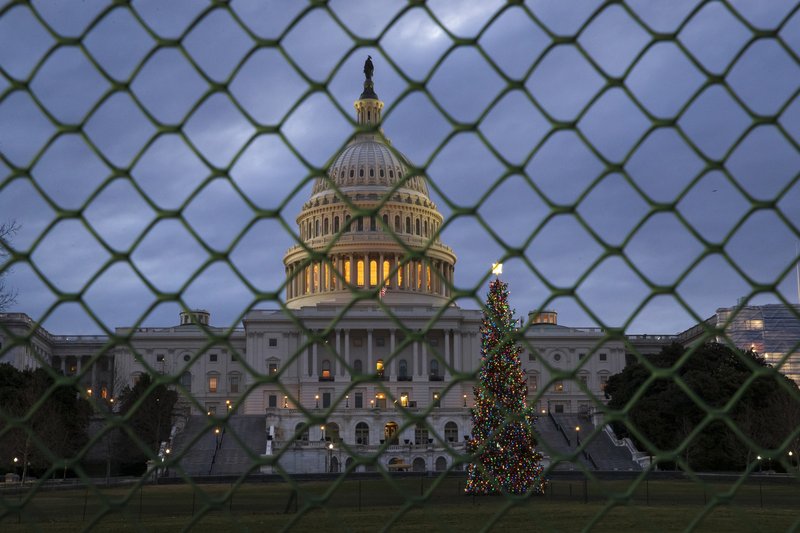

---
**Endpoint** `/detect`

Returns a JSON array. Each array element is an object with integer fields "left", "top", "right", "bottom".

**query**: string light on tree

[{"left": 465, "top": 275, "right": 547, "bottom": 495}]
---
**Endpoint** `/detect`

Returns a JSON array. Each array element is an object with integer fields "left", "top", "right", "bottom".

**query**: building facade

[{"left": 0, "top": 63, "right": 687, "bottom": 473}]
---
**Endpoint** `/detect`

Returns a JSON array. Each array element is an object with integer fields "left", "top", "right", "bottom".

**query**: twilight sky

[{"left": 1, "top": 0, "right": 799, "bottom": 335}]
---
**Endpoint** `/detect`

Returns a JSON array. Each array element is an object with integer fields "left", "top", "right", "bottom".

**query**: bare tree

[{"left": 0, "top": 221, "right": 20, "bottom": 311}]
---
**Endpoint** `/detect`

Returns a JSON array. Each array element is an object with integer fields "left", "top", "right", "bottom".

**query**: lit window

[
  {"left": 400, "top": 393, "right": 409, "bottom": 407},
  {"left": 376, "top": 359, "right": 384, "bottom": 379},
  {"left": 600, "top": 375, "right": 609, "bottom": 391},
  {"left": 268, "top": 363, "right": 278, "bottom": 375},
  {"left": 383, "top": 260, "right": 390, "bottom": 286},
  {"left": 321, "top": 360, "right": 331, "bottom": 379},
  {"left": 369, "top": 260, "right": 377, "bottom": 286},
  {"left": 554, "top": 381, "right": 564, "bottom": 392},
  {"left": 528, "top": 375, "right": 538, "bottom": 392},
  {"left": 375, "top": 392, "right": 387, "bottom": 408},
  {"left": 432, "top": 392, "right": 441, "bottom": 408},
  {"left": 357, "top": 260, "right": 364, "bottom": 286},
  {"left": 344, "top": 260, "right": 351, "bottom": 284},
  {"left": 208, "top": 376, "right": 218, "bottom": 393}
]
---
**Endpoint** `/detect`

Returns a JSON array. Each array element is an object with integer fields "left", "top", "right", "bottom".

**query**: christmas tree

[{"left": 465, "top": 277, "right": 547, "bottom": 495}]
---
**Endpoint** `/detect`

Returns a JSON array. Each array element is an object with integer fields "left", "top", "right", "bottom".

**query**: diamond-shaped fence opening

[{"left": 2, "top": 1, "right": 800, "bottom": 531}]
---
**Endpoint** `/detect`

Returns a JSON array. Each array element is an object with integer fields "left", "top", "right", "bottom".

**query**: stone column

[
  {"left": 367, "top": 329, "right": 373, "bottom": 375},
  {"left": 336, "top": 329, "right": 343, "bottom": 377},
  {"left": 379, "top": 253, "right": 384, "bottom": 287},
  {"left": 390, "top": 328, "right": 397, "bottom": 378},
  {"left": 364, "top": 253, "right": 369, "bottom": 287},
  {"left": 345, "top": 329, "right": 351, "bottom": 374},
  {"left": 413, "top": 341, "right": 419, "bottom": 377},
  {"left": 453, "top": 331, "right": 461, "bottom": 372},
  {"left": 312, "top": 337, "right": 318, "bottom": 378},
  {"left": 444, "top": 330, "right": 451, "bottom": 379}
]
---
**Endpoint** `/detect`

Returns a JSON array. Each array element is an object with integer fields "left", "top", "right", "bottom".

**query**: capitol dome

[{"left": 283, "top": 59, "right": 456, "bottom": 309}]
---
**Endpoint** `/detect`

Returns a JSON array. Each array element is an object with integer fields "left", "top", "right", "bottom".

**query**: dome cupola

[{"left": 283, "top": 59, "right": 456, "bottom": 308}]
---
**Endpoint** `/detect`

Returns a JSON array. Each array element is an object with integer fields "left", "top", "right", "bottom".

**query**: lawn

[{"left": 1, "top": 476, "right": 798, "bottom": 532}]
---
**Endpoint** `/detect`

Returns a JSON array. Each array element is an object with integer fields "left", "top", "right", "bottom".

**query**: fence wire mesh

[{"left": 1, "top": 0, "right": 800, "bottom": 531}]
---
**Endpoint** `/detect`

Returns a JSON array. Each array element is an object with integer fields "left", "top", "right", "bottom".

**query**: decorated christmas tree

[{"left": 465, "top": 276, "right": 547, "bottom": 495}]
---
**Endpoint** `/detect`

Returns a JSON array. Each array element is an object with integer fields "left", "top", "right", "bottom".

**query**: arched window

[
  {"left": 315, "top": 219, "right": 320, "bottom": 237},
  {"left": 370, "top": 215, "right": 376, "bottom": 231},
  {"left": 394, "top": 215, "right": 401, "bottom": 232},
  {"left": 359, "top": 168, "right": 364, "bottom": 177},
  {"left": 399, "top": 359, "right": 408, "bottom": 380},
  {"left": 444, "top": 421, "right": 458, "bottom": 443},
  {"left": 321, "top": 359, "right": 331, "bottom": 379},
  {"left": 325, "top": 422, "right": 340, "bottom": 442},
  {"left": 369, "top": 168, "right": 374, "bottom": 177},
  {"left": 355, "top": 422, "right": 369, "bottom": 445},
  {"left": 384, "top": 421, "right": 399, "bottom": 445},
  {"left": 380, "top": 169, "right": 384, "bottom": 177},
  {"left": 344, "top": 259, "right": 351, "bottom": 284},
  {"left": 330, "top": 456, "right": 339, "bottom": 473},
  {"left": 382, "top": 214, "right": 388, "bottom": 229},
  {"left": 435, "top": 456, "right": 447, "bottom": 471},
  {"left": 323, "top": 218, "right": 329, "bottom": 235},
  {"left": 295, "top": 423, "right": 309, "bottom": 442},
  {"left": 357, "top": 259, "right": 365, "bottom": 286},
  {"left": 412, "top": 458, "right": 426, "bottom": 472},
  {"left": 430, "top": 359, "right": 440, "bottom": 379},
  {"left": 369, "top": 260, "right": 377, "bottom": 286},
  {"left": 180, "top": 371, "right": 192, "bottom": 392},
  {"left": 349, "top": 169, "right": 354, "bottom": 178},
  {"left": 353, "top": 359, "right": 363, "bottom": 374},
  {"left": 423, "top": 220, "right": 428, "bottom": 237},
  {"left": 383, "top": 260, "right": 390, "bottom": 286},
  {"left": 415, "top": 218, "right": 420, "bottom": 235},
  {"left": 334, "top": 216, "right": 340, "bottom": 233},
  {"left": 345, "top": 215, "right": 351, "bottom": 232},
  {"left": 389, "top": 170, "right": 394, "bottom": 178},
  {"left": 357, "top": 217, "right": 363, "bottom": 231},
  {"left": 405, "top": 217, "right": 411, "bottom": 233}
]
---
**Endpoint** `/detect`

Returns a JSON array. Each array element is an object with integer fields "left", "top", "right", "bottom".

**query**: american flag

[{"left": 379, "top": 286, "right": 387, "bottom": 299}]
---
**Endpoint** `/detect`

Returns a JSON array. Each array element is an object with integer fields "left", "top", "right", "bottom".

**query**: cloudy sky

[{"left": 1, "top": 0, "right": 799, "bottom": 335}]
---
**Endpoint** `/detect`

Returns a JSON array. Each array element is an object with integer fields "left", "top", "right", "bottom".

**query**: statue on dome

[{"left": 364, "top": 55, "right": 374, "bottom": 80}]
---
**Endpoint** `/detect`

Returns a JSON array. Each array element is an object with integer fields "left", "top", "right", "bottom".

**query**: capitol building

[{"left": 7, "top": 61, "right": 789, "bottom": 475}]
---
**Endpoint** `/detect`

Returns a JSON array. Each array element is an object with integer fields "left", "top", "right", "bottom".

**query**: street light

[
  {"left": 284, "top": 395, "right": 289, "bottom": 408},
  {"left": 345, "top": 394, "right": 349, "bottom": 408},
  {"left": 757, "top": 455, "right": 762, "bottom": 472},
  {"left": 575, "top": 426, "right": 581, "bottom": 446},
  {"left": 320, "top": 425, "right": 326, "bottom": 441},
  {"left": 463, "top": 394, "right": 467, "bottom": 407},
  {"left": 315, "top": 394, "right": 319, "bottom": 408}
]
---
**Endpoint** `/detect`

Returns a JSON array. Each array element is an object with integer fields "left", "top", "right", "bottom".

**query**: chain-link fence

[{"left": 2, "top": 0, "right": 800, "bottom": 531}]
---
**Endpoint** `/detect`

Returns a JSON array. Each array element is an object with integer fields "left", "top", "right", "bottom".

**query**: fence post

[
  {"left": 83, "top": 487, "right": 89, "bottom": 521},
  {"left": 584, "top": 478, "right": 588, "bottom": 504},
  {"left": 139, "top": 485, "right": 143, "bottom": 519},
  {"left": 358, "top": 480, "right": 362, "bottom": 512},
  {"left": 759, "top": 481, "right": 763, "bottom": 508}
]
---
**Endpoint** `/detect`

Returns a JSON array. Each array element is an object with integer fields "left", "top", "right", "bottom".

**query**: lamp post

[
  {"left": 214, "top": 427, "right": 221, "bottom": 450},
  {"left": 13, "top": 457, "right": 18, "bottom": 480},
  {"left": 284, "top": 395, "right": 288, "bottom": 408},
  {"left": 463, "top": 394, "right": 467, "bottom": 407},
  {"left": 315, "top": 394, "right": 319, "bottom": 408},
  {"left": 345, "top": 394, "right": 349, "bottom": 408},
  {"left": 757, "top": 455, "right": 762, "bottom": 472},
  {"left": 327, "top": 443, "right": 334, "bottom": 472},
  {"left": 575, "top": 426, "right": 581, "bottom": 447}
]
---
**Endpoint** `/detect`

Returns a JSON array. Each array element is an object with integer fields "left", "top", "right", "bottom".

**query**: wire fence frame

[{"left": 1, "top": 0, "right": 800, "bottom": 531}]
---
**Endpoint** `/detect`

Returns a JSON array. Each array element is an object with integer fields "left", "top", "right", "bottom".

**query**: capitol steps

[
  {"left": 550, "top": 413, "right": 642, "bottom": 471},
  {"left": 532, "top": 415, "right": 594, "bottom": 471},
  {"left": 170, "top": 415, "right": 218, "bottom": 476},
  {"left": 208, "top": 415, "right": 267, "bottom": 476}
]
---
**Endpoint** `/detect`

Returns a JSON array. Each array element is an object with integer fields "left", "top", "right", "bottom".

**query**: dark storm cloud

[{"left": 1, "top": 1, "right": 799, "bottom": 335}]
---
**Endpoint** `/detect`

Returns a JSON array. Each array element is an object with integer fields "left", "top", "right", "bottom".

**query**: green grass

[{"left": 2, "top": 477, "right": 799, "bottom": 532}]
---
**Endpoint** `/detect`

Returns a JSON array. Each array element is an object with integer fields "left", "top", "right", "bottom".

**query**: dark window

[
  {"left": 444, "top": 422, "right": 458, "bottom": 443},
  {"left": 355, "top": 392, "right": 363, "bottom": 409},
  {"left": 334, "top": 216, "right": 340, "bottom": 233},
  {"left": 209, "top": 353, "right": 218, "bottom": 363},
  {"left": 599, "top": 353, "right": 607, "bottom": 361},
  {"left": 353, "top": 359, "right": 363, "bottom": 374},
  {"left": 268, "top": 395, "right": 277, "bottom": 408},
  {"left": 370, "top": 216, "right": 376, "bottom": 231},
  {"left": 156, "top": 354, "right": 165, "bottom": 363},
  {"left": 322, "top": 392, "right": 331, "bottom": 408},
  {"left": 399, "top": 359, "right": 408, "bottom": 378},
  {"left": 355, "top": 422, "right": 369, "bottom": 445},
  {"left": 269, "top": 338, "right": 277, "bottom": 347},
  {"left": 268, "top": 363, "right": 278, "bottom": 375},
  {"left": 357, "top": 217, "right": 363, "bottom": 231}
]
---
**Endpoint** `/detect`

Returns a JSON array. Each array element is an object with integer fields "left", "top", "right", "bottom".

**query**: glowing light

[{"left": 491, "top": 262, "right": 503, "bottom": 276}]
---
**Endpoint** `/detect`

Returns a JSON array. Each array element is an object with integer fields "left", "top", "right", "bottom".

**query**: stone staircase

[
  {"left": 532, "top": 414, "right": 594, "bottom": 471},
  {"left": 550, "top": 413, "right": 641, "bottom": 471},
  {"left": 170, "top": 415, "right": 218, "bottom": 476},
  {"left": 209, "top": 415, "right": 267, "bottom": 476}
]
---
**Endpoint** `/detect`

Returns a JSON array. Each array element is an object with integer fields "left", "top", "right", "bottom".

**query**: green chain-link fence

[{"left": 2, "top": 0, "right": 800, "bottom": 531}]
